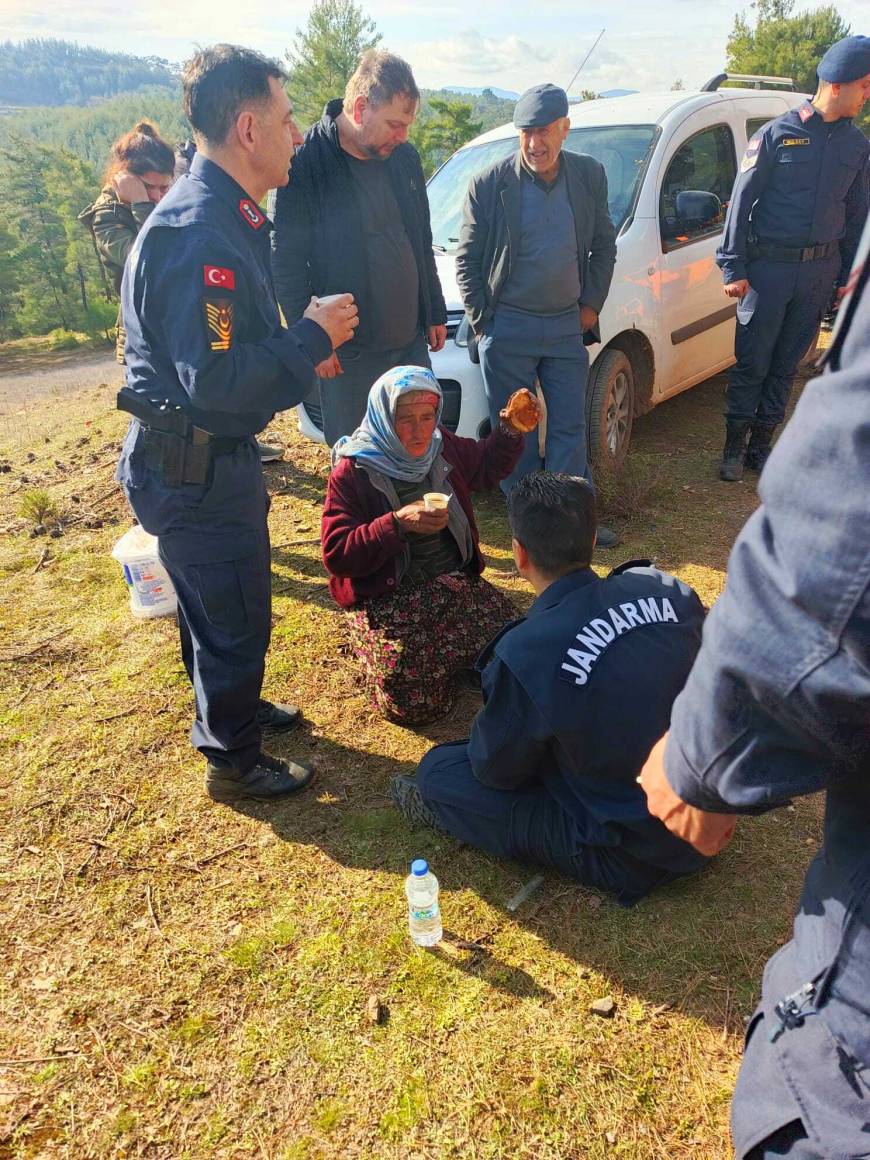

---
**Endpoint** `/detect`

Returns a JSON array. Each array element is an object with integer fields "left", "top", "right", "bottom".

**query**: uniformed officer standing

[
  {"left": 641, "top": 220, "right": 870, "bottom": 1158},
  {"left": 717, "top": 35, "right": 870, "bottom": 481},
  {"left": 117, "top": 45, "right": 359, "bottom": 803},
  {"left": 390, "top": 472, "right": 709, "bottom": 904}
]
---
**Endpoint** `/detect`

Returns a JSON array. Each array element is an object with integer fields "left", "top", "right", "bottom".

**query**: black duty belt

[
  {"left": 117, "top": 388, "right": 247, "bottom": 485},
  {"left": 749, "top": 239, "right": 839, "bottom": 263}
]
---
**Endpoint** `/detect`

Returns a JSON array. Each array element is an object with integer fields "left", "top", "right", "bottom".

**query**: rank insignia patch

[
  {"left": 204, "top": 297, "right": 234, "bottom": 351},
  {"left": 238, "top": 198, "right": 265, "bottom": 229}
]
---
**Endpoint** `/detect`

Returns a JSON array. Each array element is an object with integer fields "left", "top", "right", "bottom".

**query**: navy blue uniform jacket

[
  {"left": 471, "top": 564, "right": 707, "bottom": 873},
  {"left": 121, "top": 153, "right": 331, "bottom": 438},
  {"left": 667, "top": 219, "right": 870, "bottom": 1153},
  {"left": 717, "top": 100, "right": 869, "bottom": 285}
]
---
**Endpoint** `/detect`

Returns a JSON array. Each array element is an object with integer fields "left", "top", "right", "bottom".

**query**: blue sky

[{"left": 1, "top": 0, "right": 868, "bottom": 94}]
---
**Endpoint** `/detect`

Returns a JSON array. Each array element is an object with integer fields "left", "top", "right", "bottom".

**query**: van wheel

[{"left": 587, "top": 349, "right": 634, "bottom": 471}]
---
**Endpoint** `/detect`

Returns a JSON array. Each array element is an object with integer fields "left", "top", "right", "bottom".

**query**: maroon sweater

[{"left": 321, "top": 425, "right": 522, "bottom": 608}]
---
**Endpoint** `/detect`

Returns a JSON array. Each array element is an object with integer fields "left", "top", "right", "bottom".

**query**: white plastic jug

[{"left": 111, "top": 525, "right": 177, "bottom": 619}]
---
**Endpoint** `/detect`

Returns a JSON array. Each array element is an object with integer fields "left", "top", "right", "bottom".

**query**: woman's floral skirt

[{"left": 345, "top": 573, "right": 517, "bottom": 724}]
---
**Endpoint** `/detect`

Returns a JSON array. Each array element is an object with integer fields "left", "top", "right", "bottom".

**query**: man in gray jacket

[{"left": 455, "top": 84, "right": 617, "bottom": 514}]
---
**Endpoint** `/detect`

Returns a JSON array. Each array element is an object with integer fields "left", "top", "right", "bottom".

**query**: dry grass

[{"left": 0, "top": 359, "right": 822, "bottom": 1159}]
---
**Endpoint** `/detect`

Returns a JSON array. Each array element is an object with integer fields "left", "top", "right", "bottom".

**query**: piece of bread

[{"left": 501, "top": 388, "right": 539, "bottom": 433}]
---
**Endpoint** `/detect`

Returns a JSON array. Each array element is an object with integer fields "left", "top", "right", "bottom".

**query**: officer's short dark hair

[
  {"left": 507, "top": 472, "right": 597, "bottom": 576},
  {"left": 343, "top": 50, "right": 420, "bottom": 114},
  {"left": 182, "top": 45, "right": 288, "bottom": 145}
]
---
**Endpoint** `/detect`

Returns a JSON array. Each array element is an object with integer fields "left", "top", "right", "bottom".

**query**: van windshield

[{"left": 427, "top": 124, "right": 657, "bottom": 251}]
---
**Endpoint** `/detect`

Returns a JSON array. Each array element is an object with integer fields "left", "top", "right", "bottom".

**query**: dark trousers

[
  {"left": 479, "top": 305, "right": 590, "bottom": 494},
  {"left": 319, "top": 331, "right": 431, "bottom": 447},
  {"left": 726, "top": 255, "right": 839, "bottom": 426},
  {"left": 119, "top": 427, "right": 271, "bottom": 770},
  {"left": 416, "top": 741, "right": 674, "bottom": 904}
]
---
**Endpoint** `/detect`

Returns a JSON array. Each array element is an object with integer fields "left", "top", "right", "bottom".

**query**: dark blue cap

[
  {"left": 817, "top": 35, "right": 870, "bottom": 83},
  {"left": 513, "top": 83, "right": 569, "bottom": 129}
]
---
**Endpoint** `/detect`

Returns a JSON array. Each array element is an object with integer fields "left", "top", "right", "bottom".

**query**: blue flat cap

[
  {"left": 817, "top": 35, "right": 870, "bottom": 83},
  {"left": 513, "top": 83, "right": 569, "bottom": 129}
]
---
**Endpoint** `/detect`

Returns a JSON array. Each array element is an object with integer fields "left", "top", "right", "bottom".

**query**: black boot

[
  {"left": 205, "top": 752, "right": 315, "bottom": 803},
  {"left": 719, "top": 421, "right": 750, "bottom": 482},
  {"left": 744, "top": 423, "right": 776, "bottom": 473}
]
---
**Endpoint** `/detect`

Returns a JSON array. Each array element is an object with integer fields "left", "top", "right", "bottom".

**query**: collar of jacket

[
  {"left": 320, "top": 98, "right": 346, "bottom": 152},
  {"left": 189, "top": 153, "right": 273, "bottom": 234},
  {"left": 527, "top": 567, "right": 599, "bottom": 617}
]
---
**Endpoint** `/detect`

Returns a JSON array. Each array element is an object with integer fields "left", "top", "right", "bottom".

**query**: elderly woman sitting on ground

[{"left": 321, "top": 365, "right": 540, "bottom": 724}]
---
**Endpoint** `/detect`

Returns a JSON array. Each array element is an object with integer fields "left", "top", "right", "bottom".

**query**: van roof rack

[{"left": 701, "top": 72, "right": 796, "bottom": 92}]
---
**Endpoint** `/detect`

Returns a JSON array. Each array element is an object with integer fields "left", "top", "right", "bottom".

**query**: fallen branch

[
  {"left": 194, "top": 841, "right": 249, "bottom": 869},
  {"left": 0, "top": 630, "right": 65, "bottom": 663},
  {"left": 271, "top": 535, "right": 321, "bottom": 548},
  {"left": 94, "top": 707, "right": 136, "bottom": 723},
  {"left": 0, "top": 1055, "right": 80, "bottom": 1067},
  {"left": 145, "top": 883, "right": 164, "bottom": 939}
]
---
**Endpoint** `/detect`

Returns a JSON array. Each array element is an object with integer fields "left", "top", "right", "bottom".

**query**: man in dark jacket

[
  {"left": 640, "top": 218, "right": 870, "bottom": 1158},
  {"left": 391, "top": 472, "right": 709, "bottom": 904},
  {"left": 455, "top": 84, "right": 617, "bottom": 512},
  {"left": 271, "top": 50, "right": 447, "bottom": 446}
]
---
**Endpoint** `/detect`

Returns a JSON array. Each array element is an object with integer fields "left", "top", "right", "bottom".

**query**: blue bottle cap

[{"left": 411, "top": 859, "right": 429, "bottom": 876}]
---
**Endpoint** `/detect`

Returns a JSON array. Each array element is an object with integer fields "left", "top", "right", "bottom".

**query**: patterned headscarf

[{"left": 331, "top": 365, "right": 444, "bottom": 482}]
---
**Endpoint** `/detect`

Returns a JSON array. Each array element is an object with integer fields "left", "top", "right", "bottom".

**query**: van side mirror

[{"left": 674, "top": 190, "right": 723, "bottom": 235}]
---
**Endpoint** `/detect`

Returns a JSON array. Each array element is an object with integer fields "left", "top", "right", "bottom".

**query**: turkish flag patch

[
  {"left": 203, "top": 265, "right": 235, "bottom": 290},
  {"left": 238, "top": 198, "right": 265, "bottom": 229}
]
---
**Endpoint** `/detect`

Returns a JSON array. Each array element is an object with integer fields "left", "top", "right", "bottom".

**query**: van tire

[{"left": 586, "top": 348, "right": 634, "bottom": 472}]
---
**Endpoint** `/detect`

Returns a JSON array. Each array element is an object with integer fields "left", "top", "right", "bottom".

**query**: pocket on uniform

[
  {"left": 737, "top": 289, "right": 759, "bottom": 327},
  {"left": 189, "top": 556, "right": 256, "bottom": 629}
]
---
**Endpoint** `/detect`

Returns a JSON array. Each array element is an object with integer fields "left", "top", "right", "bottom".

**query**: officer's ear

[
  {"left": 511, "top": 536, "right": 530, "bottom": 574},
  {"left": 234, "top": 109, "right": 258, "bottom": 156}
]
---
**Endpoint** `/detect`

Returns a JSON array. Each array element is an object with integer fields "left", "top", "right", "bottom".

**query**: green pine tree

[
  {"left": 411, "top": 99, "right": 483, "bottom": 177},
  {"left": 726, "top": 1, "right": 851, "bottom": 95},
  {"left": 286, "top": 0, "right": 382, "bottom": 130}
]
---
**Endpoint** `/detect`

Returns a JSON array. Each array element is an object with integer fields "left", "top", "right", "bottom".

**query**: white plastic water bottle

[{"left": 405, "top": 859, "right": 442, "bottom": 946}]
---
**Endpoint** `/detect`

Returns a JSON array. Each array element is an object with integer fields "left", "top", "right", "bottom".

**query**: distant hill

[
  {"left": 0, "top": 39, "right": 177, "bottom": 107},
  {"left": 444, "top": 86, "right": 519, "bottom": 101}
]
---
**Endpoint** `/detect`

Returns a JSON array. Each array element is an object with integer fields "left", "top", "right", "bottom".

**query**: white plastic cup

[{"left": 423, "top": 491, "right": 450, "bottom": 512}]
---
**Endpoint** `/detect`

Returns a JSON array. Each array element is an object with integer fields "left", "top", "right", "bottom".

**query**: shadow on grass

[{"left": 222, "top": 712, "right": 813, "bottom": 1035}]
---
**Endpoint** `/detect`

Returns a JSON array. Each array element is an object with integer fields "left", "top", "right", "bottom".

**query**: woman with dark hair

[
  {"left": 79, "top": 120, "right": 175, "bottom": 360},
  {"left": 321, "top": 365, "right": 541, "bottom": 724}
]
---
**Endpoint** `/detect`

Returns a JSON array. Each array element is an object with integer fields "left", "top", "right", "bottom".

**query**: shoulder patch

[
  {"left": 238, "top": 198, "right": 265, "bottom": 229},
  {"left": 203, "top": 265, "right": 235, "bottom": 290},
  {"left": 203, "top": 296, "right": 234, "bottom": 352},
  {"left": 798, "top": 105, "right": 814, "bottom": 123},
  {"left": 740, "top": 137, "right": 761, "bottom": 174}
]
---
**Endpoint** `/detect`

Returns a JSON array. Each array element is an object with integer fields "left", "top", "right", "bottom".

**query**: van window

[
  {"left": 427, "top": 124, "right": 656, "bottom": 251},
  {"left": 746, "top": 116, "right": 771, "bottom": 140},
  {"left": 659, "top": 124, "right": 736, "bottom": 251}
]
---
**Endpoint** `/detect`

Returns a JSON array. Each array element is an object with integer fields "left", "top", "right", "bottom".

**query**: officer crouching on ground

[
  {"left": 116, "top": 44, "right": 358, "bottom": 803},
  {"left": 390, "top": 472, "right": 709, "bottom": 904},
  {"left": 716, "top": 34, "right": 870, "bottom": 482},
  {"left": 640, "top": 217, "right": 870, "bottom": 1159}
]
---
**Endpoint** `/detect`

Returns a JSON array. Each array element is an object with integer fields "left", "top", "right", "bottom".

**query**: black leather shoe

[
  {"left": 257, "top": 700, "right": 301, "bottom": 734},
  {"left": 389, "top": 775, "right": 445, "bottom": 832},
  {"left": 205, "top": 752, "right": 315, "bottom": 803},
  {"left": 596, "top": 525, "right": 620, "bottom": 549}
]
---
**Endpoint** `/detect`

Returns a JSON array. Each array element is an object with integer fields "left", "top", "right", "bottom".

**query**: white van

[{"left": 297, "top": 76, "right": 804, "bottom": 468}]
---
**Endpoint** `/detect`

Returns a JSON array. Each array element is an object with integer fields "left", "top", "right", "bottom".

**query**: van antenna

[{"left": 565, "top": 28, "right": 605, "bottom": 95}]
